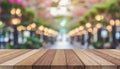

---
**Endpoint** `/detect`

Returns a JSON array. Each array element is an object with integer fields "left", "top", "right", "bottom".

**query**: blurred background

[{"left": 0, "top": 0, "right": 120, "bottom": 49}]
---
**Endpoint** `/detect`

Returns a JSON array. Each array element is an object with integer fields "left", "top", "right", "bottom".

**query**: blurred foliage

[
  {"left": 54, "top": 16, "right": 73, "bottom": 31},
  {"left": 6, "top": 37, "right": 43, "bottom": 49},
  {"left": 6, "top": 43, "right": 13, "bottom": 49},
  {"left": 94, "top": 4, "right": 108, "bottom": 14},
  {"left": 21, "top": 37, "right": 43, "bottom": 49},
  {"left": 88, "top": 9, "right": 98, "bottom": 17},
  {"left": 33, "top": 18, "right": 57, "bottom": 30},
  {"left": 33, "top": 18, "right": 48, "bottom": 26},
  {"left": 69, "top": 23, "right": 80, "bottom": 31},
  {"left": 79, "top": 18, "right": 87, "bottom": 25},
  {"left": 70, "top": 0, "right": 120, "bottom": 30},
  {"left": 0, "top": 23, "right": 11, "bottom": 33},
  {"left": 0, "top": 2, "right": 24, "bottom": 21},
  {"left": 21, "top": 8, "right": 35, "bottom": 26},
  {"left": 0, "top": 1, "right": 56, "bottom": 31},
  {"left": 92, "top": 41, "right": 104, "bottom": 49}
]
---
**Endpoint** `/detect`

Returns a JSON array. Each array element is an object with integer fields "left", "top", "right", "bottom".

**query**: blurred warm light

[
  {"left": 17, "top": 26, "right": 22, "bottom": 32},
  {"left": 11, "top": 8, "right": 16, "bottom": 15},
  {"left": 39, "top": 26, "right": 44, "bottom": 31},
  {"left": 79, "top": 26, "right": 84, "bottom": 30},
  {"left": 75, "top": 28, "right": 79, "bottom": 33},
  {"left": 48, "top": 29, "right": 52, "bottom": 33},
  {"left": 86, "top": 23, "right": 91, "bottom": 28},
  {"left": 31, "top": 23, "right": 36, "bottom": 29},
  {"left": 36, "top": 30, "right": 42, "bottom": 35},
  {"left": 35, "top": 30, "right": 39, "bottom": 34},
  {"left": 92, "top": 27, "right": 98, "bottom": 34},
  {"left": 44, "top": 27, "right": 48, "bottom": 32},
  {"left": 18, "top": 13, "right": 22, "bottom": 17},
  {"left": 110, "top": 19, "right": 115, "bottom": 26},
  {"left": 68, "top": 26, "right": 85, "bottom": 36},
  {"left": 35, "top": 27, "right": 59, "bottom": 36},
  {"left": 95, "top": 15, "right": 104, "bottom": 21},
  {"left": 115, "top": 19, "right": 120, "bottom": 26},
  {"left": 78, "top": 32, "right": 82, "bottom": 36},
  {"left": 0, "top": 21, "right": 3, "bottom": 26},
  {"left": 11, "top": 18, "right": 21, "bottom": 25},
  {"left": 106, "top": 25, "right": 112, "bottom": 32},
  {"left": 96, "top": 23, "right": 102, "bottom": 29},
  {"left": 75, "top": 32, "right": 79, "bottom": 36},
  {"left": 44, "top": 32, "right": 48, "bottom": 36},
  {"left": 27, "top": 26, "right": 31, "bottom": 31},
  {"left": 11, "top": 8, "right": 22, "bottom": 16},
  {"left": 88, "top": 28, "right": 92, "bottom": 32},
  {"left": 68, "top": 31, "right": 73, "bottom": 36},
  {"left": 17, "top": 25, "right": 26, "bottom": 32},
  {"left": 82, "top": 30, "right": 87, "bottom": 34},
  {"left": 16, "top": 8, "right": 21, "bottom": 15}
]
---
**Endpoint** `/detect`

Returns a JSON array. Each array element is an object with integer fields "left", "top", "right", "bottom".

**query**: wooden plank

[
  {"left": 33, "top": 50, "right": 56, "bottom": 69},
  {"left": 88, "top": 50, "right": 120, "bottom": 69},
  {"left": 64, "top": 50, "right": 84, "bottom": 69},
  {"left": 110, "top": 50, "right": 120, "bottom": 54},
  {"left": 0, "top": 50, "right": 119, "bottom": 69},
  {"left": 97, "top": 50, "right": 120, "bottom": 60},
  {"left": 0, "top": 49, "right": 12, "bottom": 51},
  {"left": 51, "top": 50, "right": 66, "bottom": 69},
  {"left": 0, "top": 50, "right": 23, "bottom": 61},
  {"left": 0, "top": 49, "right": 21, "bottom": 52},
  {"left": 0, "top": 50, "right": 16, "bottom": 55},
  {"left": 0, "top": 50, "right": 40, "bottom": 69},
  {"left": 0, "top": 50, "right": 21, "bottom": 56},
  {"left": 81, "top": 50, "right": 117, "bottom": 69},
  {"left": 107, "top": 50, "right": 120, "bottom": 56},
  {"left": 73, "top": 50, "right": 100, "bottom": 69},
  {"left": 0, "top": 50, "right": 30, "bottom": 64},
  {"left": 14, "top": 49, "right": 48, "bottom": 69}
]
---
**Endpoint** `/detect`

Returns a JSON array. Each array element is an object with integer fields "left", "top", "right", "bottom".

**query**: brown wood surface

[
  {"left": 88, "top": 50, "right": 120, "bottom": 69},
  {"left": 14, "top": 49, "right": 48, "bottom": 69},
  {"left": 0, "top": 49, "right": 119, "bottom": 69},
  {"left": 33, "top": 50, "right": 56, "bottom": 69},
  {"left": 0, "top": 50, "right": 30, "bottom": 64},
  {"left": 73, "top": 50, "right": 101, "bottom": 69},
  {"left": 65, "top": 50, "right": 84, "bottom": 69},
  {"left": 82, "top": 50, "right": 117, "bottom": 69},
  {"left": 51, "top": 50, "right": 66, "bottom": 69}
]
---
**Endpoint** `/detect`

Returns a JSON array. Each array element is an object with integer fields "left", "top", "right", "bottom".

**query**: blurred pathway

[
  {"left": 42, "top": 41, "right": 88, "bottom": 49},
  {"left": 42, "top": 41, "right": 73, "bottom": 49}
]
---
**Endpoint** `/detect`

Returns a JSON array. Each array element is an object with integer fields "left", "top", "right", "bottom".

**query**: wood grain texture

[
  {"left": 0, "top": 50, "right": 21, "bottom": 58},
  {"left": 81, "top": 50, "right": 117, "bottom": 69},
  {"left": 97, "top": 50, "right": 120, "bottom": 60},
  {"left": 110, "top": 50, "right": 120, "bottom": 54},
  {"left": 105, "top": 50, "right": 120, "bottom": 56},
  {"left": 88, "top": 50, "right": 120, "bottom": 69},
  {"left": 0, "top": 50, "right": 30, "bottom": 64},
  {"left": 73, "top": 50, "right": 101, "bottom": 69},
  {"left": 51, "top": 50, "right": 66, "bottom": 69},
  {"left": 64, "top": 50, "right": 84, "bottom": 69},
  {"left": 33, "top": 50, "right": 56, "bottom": 69},
  {"left": 0, "top": 50, "right": 14, "bottom": 55},
  {"left": 0, "top": 50, "right": 40, "bottom": 69},
  {"left": 14, "top": 49, "right": 48, "bottom": 69},
  {"left": 0, "top": 49, "right": 119, "bottom": 69}
]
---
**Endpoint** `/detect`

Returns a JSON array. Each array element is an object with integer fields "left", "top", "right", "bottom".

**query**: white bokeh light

[
  {"left": 101, "top": 29, "right": 108, "bottom": 39},
  {"left": 50, "top": 0, "right": 71, "bottom": 16},
  {"left": 60, "top": 19, "right": 67, "bottom": 27},
  {"left": 116, "top": 32, "right": 120, "bottom": 39}
]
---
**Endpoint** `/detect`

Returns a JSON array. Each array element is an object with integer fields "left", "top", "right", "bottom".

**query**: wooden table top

[{"left": 0, "top": 49, "right": 120, "bottom": 69}]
